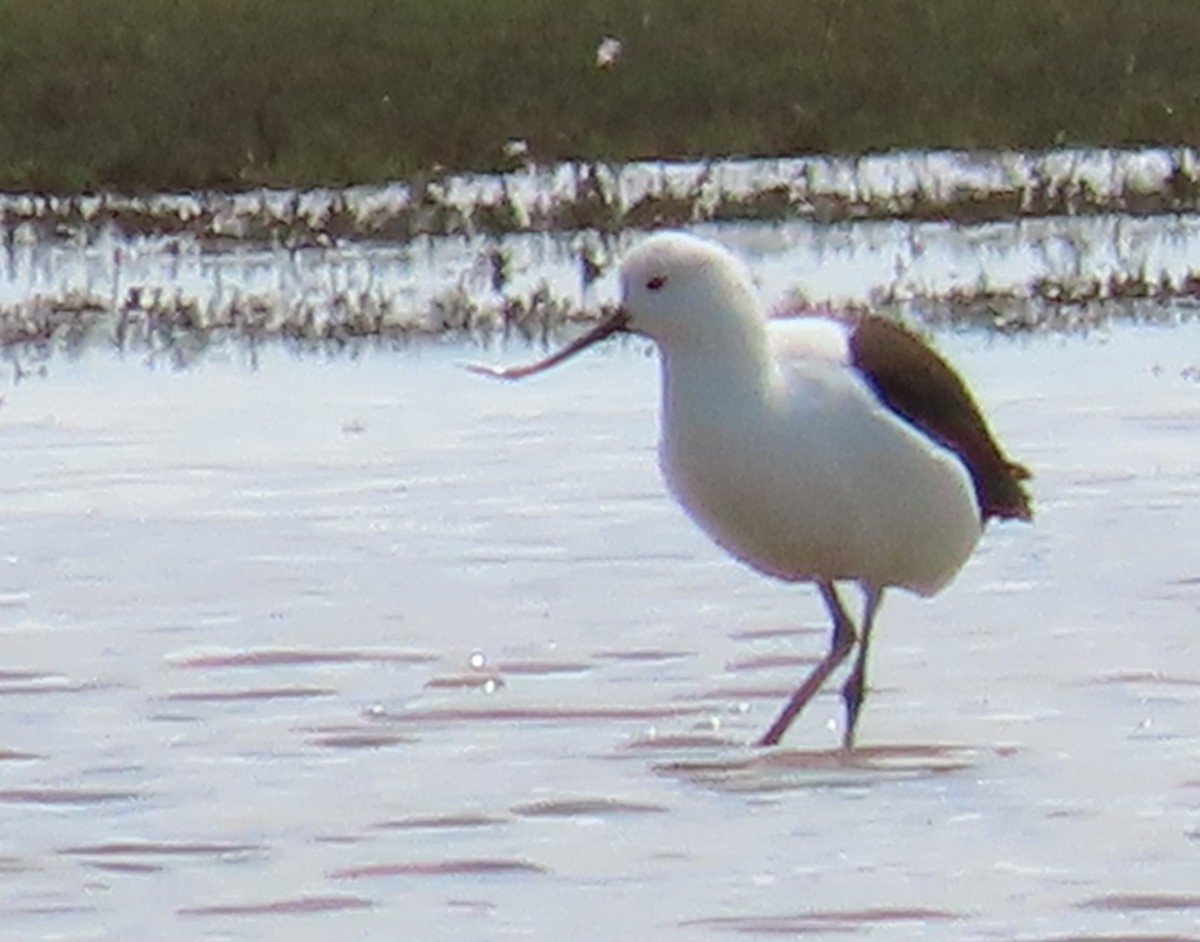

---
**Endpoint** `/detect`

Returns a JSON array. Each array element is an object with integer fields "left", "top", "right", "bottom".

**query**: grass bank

[{"left": 2, "top": 0, "right": 1200, "bottom": 192}]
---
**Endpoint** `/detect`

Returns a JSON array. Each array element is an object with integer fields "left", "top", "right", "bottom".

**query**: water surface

[{"left": 2, "top": 320, "right": 1200, "bottom": 939}]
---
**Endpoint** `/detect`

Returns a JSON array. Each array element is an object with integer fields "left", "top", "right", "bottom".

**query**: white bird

[{"left": 471, "top": 231, "right": 1032, "bottom": 749}]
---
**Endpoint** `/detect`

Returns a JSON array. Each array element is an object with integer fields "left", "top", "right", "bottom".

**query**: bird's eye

[{"left": 646, "top": 274, "right": 668, "bottom": 291}]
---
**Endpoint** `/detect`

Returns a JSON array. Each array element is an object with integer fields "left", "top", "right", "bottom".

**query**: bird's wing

[{"left": 845, "top": 315, "right": 1032, "bottom": 522}]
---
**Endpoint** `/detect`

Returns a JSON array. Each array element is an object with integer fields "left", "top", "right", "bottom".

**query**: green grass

[{"left": 3, "top": 0, "right": 1200, "bottom": 192}]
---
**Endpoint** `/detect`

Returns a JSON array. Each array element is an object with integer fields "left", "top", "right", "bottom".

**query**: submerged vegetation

[
  {"left": 2, "top": 255, "right": 1195, "bottom": 380},
  {"left": 4, "top": 148, "right": 1200, "bottom": 248},
  {"left": 6, "top": 204, "right": 1200, "bottom": 374},
  {"left": 4, "top": 0, "right": 1200, "bottom": 191}
]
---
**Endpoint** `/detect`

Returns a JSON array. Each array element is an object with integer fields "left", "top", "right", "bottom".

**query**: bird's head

[
  {"left": 618, "top": 231, "right": 760, "bottom": 350},
  {"left": 467, "top": 232, "right": 762, "bottom": 381}
]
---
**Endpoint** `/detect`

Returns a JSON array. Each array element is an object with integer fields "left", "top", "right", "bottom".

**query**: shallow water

[{"left": 2, "top": 321, "right": 1200, "bottom": 940}]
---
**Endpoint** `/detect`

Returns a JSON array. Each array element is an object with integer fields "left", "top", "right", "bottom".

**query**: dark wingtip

[
  {"left": 1009, "top": 460, "right": 1033, "bottom": 482},
  {"left": 983, "top": 461, "right": 1034, "bottom": 522}
]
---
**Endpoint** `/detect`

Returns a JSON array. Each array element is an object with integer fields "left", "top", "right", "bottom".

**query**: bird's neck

[{"left": 660, "top": 323, "right": 775, "bottom": 421}]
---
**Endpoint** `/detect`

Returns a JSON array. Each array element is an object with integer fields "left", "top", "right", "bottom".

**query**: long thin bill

[{"left": 464, "top": 308, "right": 630, "bottom": 380}]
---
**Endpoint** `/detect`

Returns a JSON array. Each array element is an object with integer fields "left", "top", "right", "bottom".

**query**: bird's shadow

[{"left": 644, "top": 740, "right": 997, "bottom": 793}]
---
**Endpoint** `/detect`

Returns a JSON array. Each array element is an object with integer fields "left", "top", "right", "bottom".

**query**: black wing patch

[{"left": 847, "top": 316, "right": 1032, "bottom": 522}]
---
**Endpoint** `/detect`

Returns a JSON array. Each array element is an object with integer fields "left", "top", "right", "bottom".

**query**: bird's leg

[
  {"left": 840, "top": 586, "right": 885, "bottom": 750},
  {"left": 756, "top": 581, "right": 858, "bottom": 747}
]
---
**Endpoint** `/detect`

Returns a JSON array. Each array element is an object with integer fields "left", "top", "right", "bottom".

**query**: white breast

[{"left": 659, "top": 318, "right": 982, "bottom": 596}]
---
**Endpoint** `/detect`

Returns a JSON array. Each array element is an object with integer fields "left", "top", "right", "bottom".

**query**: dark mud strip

[
  {"left": 171, "top": 647, "right": 439, "bottom": 669},
  {"left": 0, "top": 788, "right": 142, "bottom": 805},
  {"left": 179, "top": 895, "right": 375, "bottom": 916},
  {"left": 333, "top": 858, "right": 545, "bottom": 879},
  {"left": 373, "top": 813, "right": 508, "bottom": 830},
  {"left": 509, "top": 796, "right": 669, "bottom": 817},
  {"left": 683, "top": 907, "right": 961, "bottom": 933}
]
